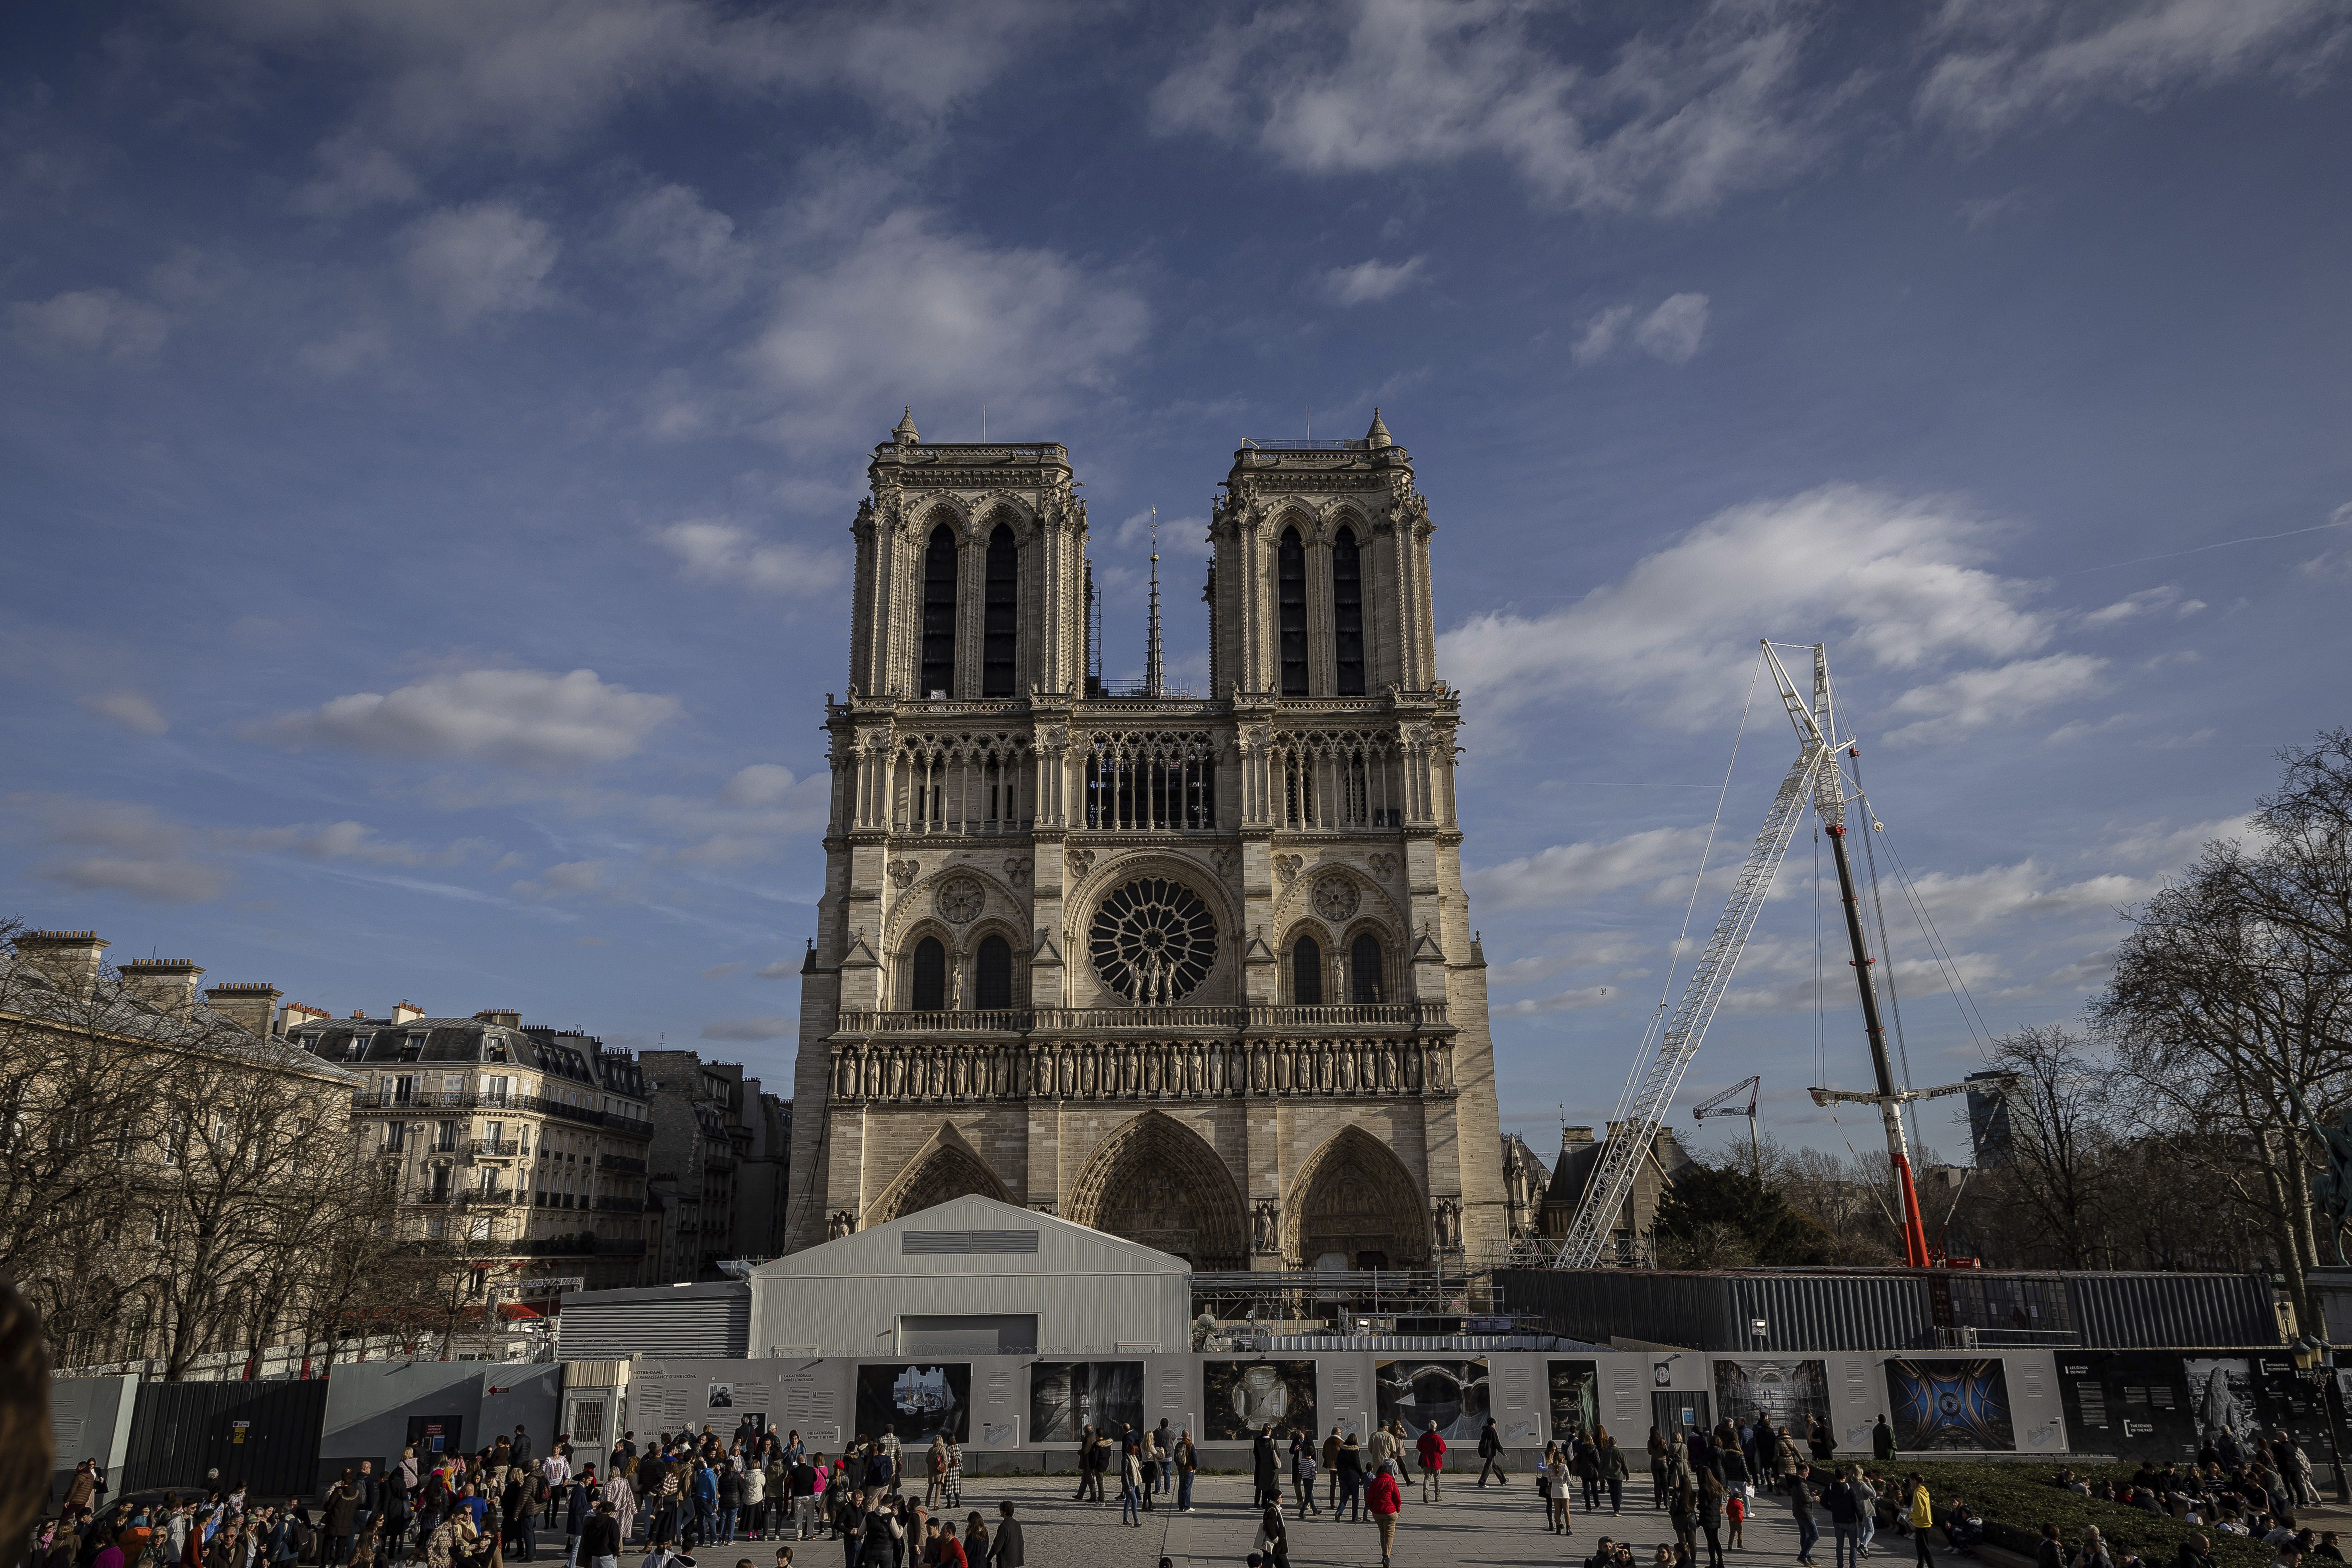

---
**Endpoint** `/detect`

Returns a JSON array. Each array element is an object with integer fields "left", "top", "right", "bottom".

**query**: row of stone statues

[{"left": 830, "top": 1035, "right": 1456, "bottom": 1101}]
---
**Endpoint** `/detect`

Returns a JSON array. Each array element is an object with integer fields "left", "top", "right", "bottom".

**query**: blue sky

[{"left": 5, "top": 0, "right": 2348, "bottom": 1163}]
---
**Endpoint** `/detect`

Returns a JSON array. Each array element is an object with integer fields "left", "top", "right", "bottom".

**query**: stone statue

[
  {"left": 1252, "top": 1197, "right": 1279, "bottom": 1255},
  {"left": 827, "top": 1210, "right": 855, "bottom": 1240},
  {"left": 1434, "top": 1199, "right": 1462, "bottom": 1251}
]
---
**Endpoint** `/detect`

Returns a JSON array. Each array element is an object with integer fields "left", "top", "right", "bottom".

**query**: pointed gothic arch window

[
  {"left": 974, "top": 933, "right": 1013, "bottom": 1010},
  {"left": 1292, "top": 933, "right": 1323, "bottom": 1005},
  {"left": 921, "top": 524, "right": 958, "bottom": 696},
  {"left": 1278, "top": 526, "right": 1308, "bottom": 696},
  {"left": 982, "top": 522, "right": 1018, "bottom": 696},
  {"left": 911, "top": 936, "right": 947, "bottom": 1011},
  {"left": 1333, "top": 525, "right": 1364, "bottom": 695},
  {"left": 1350, "top": 932, "right": 1384, "bottom": 1003}
]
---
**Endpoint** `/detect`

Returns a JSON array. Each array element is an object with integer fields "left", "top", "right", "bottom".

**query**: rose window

[{"left": 1089, "top": 877, "right": 1218, "bottom": 1006}]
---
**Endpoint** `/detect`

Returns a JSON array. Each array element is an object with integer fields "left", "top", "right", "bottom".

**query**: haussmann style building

[{"left": 784, "top": 408, "right": 1508, "bottom": 1273}]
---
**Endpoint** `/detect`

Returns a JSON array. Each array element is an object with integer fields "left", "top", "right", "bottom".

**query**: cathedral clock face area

[{"left": 1089, "top": 877, "right": 1218, "bottom": 1006}]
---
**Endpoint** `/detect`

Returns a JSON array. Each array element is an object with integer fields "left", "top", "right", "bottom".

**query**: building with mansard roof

[{"left": 784, "top": 410, "right": 1507, "bottom": 1271}]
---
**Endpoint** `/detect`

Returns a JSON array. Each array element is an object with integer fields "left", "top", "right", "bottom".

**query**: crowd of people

[{"left": 37, "top": 1405, "right": 2352, "bottom": 1568}]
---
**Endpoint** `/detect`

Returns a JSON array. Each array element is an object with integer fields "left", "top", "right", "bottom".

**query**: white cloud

[
  {"left": 1917, "top": 0, "right": 2348, "bottom": 137},
  {"left": 1572, "top": 305, "right": 1636, "bottom": 365},
  {"left": 297, "top": 324, "right": 392, "bottom": 377},
  {"left": 204, "top": 0, "right": 1061, "bottom": 156},
  {"left": 402, "top": 202, "right": 560, "bottom": 326},
  {"left": 721, "top": 764, "right": 802, "bottom": 808},
  {"left": 259, "top": 667, "right": 679, "bottom": 767},
  {"left": 1494, "top": 985, "right": 1620, "bottom": 1016},
  {"left": 701, "top": 1016, "right": 796, "bottom": 1041},
  {"left": 1632, "top": 292, "right": 1710, "bottom": 363},
  {"left": 513, "top": 858, "right": 610, "bottom": 900},
  {"left": 1323, "top": 256, "right": 1427, "bottom": 306},
  {"left": 1880, "top": 651, "right": 2108, "bottom": 747},
  {"left": 742, "top": 207, "right": 1148, "bottom": 448},
  {"left": 80, "top": 690, "right": 168, "bottom": 736},
  {"left": 222, "top": 820, "right": 493, "bottom": 867},
  {"left": 1440, "top": 484, "right": 2055, "bottom": 722},
  {"left": 701, "top": 962, "right": 743, "bottom": 980},
  {"left": 1152, "top": 0, "right": 1847, "bottom": 215},
  {"left": 656, "top": 520, "right": 847, "bottom": 598},
  {"left": 2080, "top": 583, "right": 2191, "bottom": 627},
  {"left": 1466, "top": 824, "right": 1714, "bottom": 911},
  {"left": 290, "top": 130, "right": 420, "bottom": 216},
  {"left": 1573, "top": 294, "right": 1711, "bottom": 365},
  {"left": 8, "top": 289, "right": 170, "bottom": 358},
  {"left": 10, "top": 793, "right": 226, "bottom": 903},
  {"left": 753, "top": 957, "right": 803, "bottom": 979},
  {"left": 612, "top": 183, "right": 752, "bottom": 306},
  {"left": 1899, "top": 856, "right": 2158, "bottom": 932}
]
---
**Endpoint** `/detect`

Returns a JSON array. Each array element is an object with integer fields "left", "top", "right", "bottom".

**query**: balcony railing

[
  {"left": 596, "top": 1238, "right": 648, "bottom": 1256},
  {"left": 456, "top": 1189, "right": 515, "bottom": 1207},
  {"left": 461, "top": 1138, "right": 519, "bottom": 1158},
  {"left": 835, "top": 1002, "right": 1448, "bottom": 1036},
  {"left": 352, "top": 1090, "right": 654, "bottom": 1139},
  {"left": 598, "top": 1154, "right": 646, "bottom": 1174},
  {"left": 595, "top": 1195, "right": 643, "bottom": 1211}
]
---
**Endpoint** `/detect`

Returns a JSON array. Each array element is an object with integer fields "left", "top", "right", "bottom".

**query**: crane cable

[{"left": 1601, "top": 649, "right": 1766, "bottom": 1136}]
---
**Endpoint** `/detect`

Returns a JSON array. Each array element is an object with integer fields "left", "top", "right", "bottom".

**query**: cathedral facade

[{"left": 783, "top": 409, "right": 1507, "bottom": 1271}]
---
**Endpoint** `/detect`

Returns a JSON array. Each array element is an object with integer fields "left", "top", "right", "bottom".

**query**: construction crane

[
  {"left": 1692, "top": 1076, "right": 1763, "bottom": 1179},
  {"left": 1552, "top": 643, "right": 1835, "bottom": 1268}
]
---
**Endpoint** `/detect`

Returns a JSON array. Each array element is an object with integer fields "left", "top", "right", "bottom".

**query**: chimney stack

[
  {"left": 392, "top": 1001, "right": 424, "bottom": 1024},
  {"left": 206, "top": 982, "right": 283, "bottom": 1038},
  {"left": 120, "top": 959, "right": 205, "bottom": 1016},
  {"left": 12, "top": 929, "right": 111, "bottom": 990},
  {"left": 475, "top": 1009, "right": 522, "bottom": 1028},
  {"left": 284, "top": 1002, "right": 331, "bottom": 1030}
]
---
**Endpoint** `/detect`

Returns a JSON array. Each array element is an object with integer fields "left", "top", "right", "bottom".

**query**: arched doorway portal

[
  {"left": 1065, "top": 1110, "right": 1247, "bottom": 1269},
  {"left": 871, "top": 1122, "right": 1013, "bottom": 1224},
  {"left": 1285, "top": 1126, "right": 1429, "bottom": 1270}
]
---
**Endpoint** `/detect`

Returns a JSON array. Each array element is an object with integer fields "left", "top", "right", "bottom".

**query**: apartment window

[
  {"left": 383, "top": 1123, "right": 407, "bottom": 1153},
  {"left": 435, "top": 1121, "right": 458, "bottom": 1152},
  {"left": 484, "top": 1122, "right": 505, "bottom": 1151},
  {"left": 392, "top": 1075, "right": 416, "bottom": 1105},
  {"left": 403, "top": 1031, "right": 428, "bottom": 1056},
  {"left": 483, "top": 1075, "right": 511, "bottom": 1106},
  {"left": 429, "top": 1166, "right": 451, "bottom": 1199}
]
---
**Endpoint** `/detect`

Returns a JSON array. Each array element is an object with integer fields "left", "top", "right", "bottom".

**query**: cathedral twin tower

[{"left": 785, "top": 409, "right": 1507, "bottom": 1273}]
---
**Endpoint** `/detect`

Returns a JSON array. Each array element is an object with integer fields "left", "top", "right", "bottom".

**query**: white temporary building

[{"left": 748, "top": 1193, "right": 1192, "bottom": 1359}]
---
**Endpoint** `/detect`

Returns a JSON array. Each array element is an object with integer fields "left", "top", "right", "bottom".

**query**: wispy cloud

[{"left": 258, "top": 667, "right": 680, "bottom": 768}]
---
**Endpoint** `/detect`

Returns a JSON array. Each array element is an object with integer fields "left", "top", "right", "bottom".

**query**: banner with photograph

[
  {"left": 1030, "top": 1361, "right": 1145, "bottom": 1443},
  {"left": 1203, "top": 1361, "right": 1317, "bottom": 1441},
  {"left": 1885, "top": 1358, "right": 2015, "bottom": 1451},
  {"left": 2183, "top": 1357, "right": 2266, "bottom": 1455},
  {"left": 854, "top": 1363, "right": 970, "bottom": 1445},
  {"left": 1374, "top": 1359, "right": 1490, "bottom": 1442},
  {"left": 1714, "top": 1359, "right": 1833, "bottom": 1433},
  {"left": 1547, "top": 1361, "right": 1600, "bottom": 1442}
]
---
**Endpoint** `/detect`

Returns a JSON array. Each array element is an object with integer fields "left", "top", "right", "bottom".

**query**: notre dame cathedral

[{"left": 783, "top": 408, "right": 1507, "bottom": 1271}]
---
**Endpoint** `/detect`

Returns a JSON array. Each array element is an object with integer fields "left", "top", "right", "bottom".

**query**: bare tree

[
  {"left": 2098, "top": 839, "right": 2352, "bottom": 1323},
  {"left": 1973, "top": 1025, "right": 2121, "bottom": 1269}
]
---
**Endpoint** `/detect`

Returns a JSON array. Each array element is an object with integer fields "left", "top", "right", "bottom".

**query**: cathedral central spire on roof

[{"left": 1145, "top": 505, "right": 1163, "bottom": 697}]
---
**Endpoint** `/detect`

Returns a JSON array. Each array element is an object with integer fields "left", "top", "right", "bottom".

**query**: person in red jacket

[
  {"left": 1368, "top": 1468, "right": 1403, "bottom": 1568},
  {"left": 1414, "top": 1425, "right": 1447, "bottom": 1504}
]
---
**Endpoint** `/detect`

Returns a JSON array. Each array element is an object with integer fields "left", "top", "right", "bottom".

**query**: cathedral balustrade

[
  {"left": 824, "top": 1032, "right": 1456, "bottom": 1104},
  {"left": 834, "top": 1001, "right": 1447, "bottom": 1033}
]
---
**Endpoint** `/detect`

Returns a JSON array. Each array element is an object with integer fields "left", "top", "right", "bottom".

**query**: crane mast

[
  {"left": 1763, "top": 642, "right": 1936, "bottom": 1269},
  {"left": 1551, "top": 646, "right": 1831, "bottom": 1268}
]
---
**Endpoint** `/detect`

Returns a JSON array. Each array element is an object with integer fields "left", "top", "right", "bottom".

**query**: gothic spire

[
  {"left": 1365, "top": 406, "right": 1393, "bottom": 449},
  {"left": 893, "top": 405, "right": 919, "bottom": 444},
  {"left": 1144, "top": 504, "right": 1163, "bottom": 697}
]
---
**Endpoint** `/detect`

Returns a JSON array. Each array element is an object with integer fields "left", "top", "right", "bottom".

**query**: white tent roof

[{"left": 753, "top": 1193, "right": 1190, "bottom": 1279}]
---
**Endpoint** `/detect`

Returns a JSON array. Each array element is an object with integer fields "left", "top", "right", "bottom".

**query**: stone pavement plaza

[{"left": 783, "top": 1473, "right": 1817, "bottom": 1568}]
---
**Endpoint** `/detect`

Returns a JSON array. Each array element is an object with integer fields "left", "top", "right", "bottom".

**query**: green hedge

[{"left": 1894, "top": 1461, "right": 2274, "bottom": 1568}]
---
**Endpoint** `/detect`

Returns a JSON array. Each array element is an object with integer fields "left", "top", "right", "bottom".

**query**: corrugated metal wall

[
  {"left": 2067, "top": 1273, "right": 2277, "bottom": 1348},
  {"left": 558, "top": 1295, "right": 749, "bottom": 1359},
  {"left": 1500, "top": 1268, "right": 2274, "bottom": 1352},
  {"left": 1730, "top": 1274, "right": 1935, "bottom": 1353}
]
